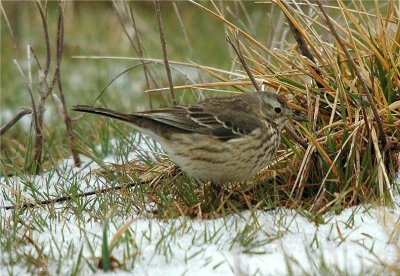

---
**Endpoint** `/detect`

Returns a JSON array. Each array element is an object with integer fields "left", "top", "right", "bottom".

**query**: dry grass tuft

[
  {"left": 92, "top": 1, "right": 399, "bottom": 217},
  {"left": 176, "top": 1, "right": 400, "bottom": 214},
  {"left": 4, "top": 1, "right": 398, "bottom": 218}
]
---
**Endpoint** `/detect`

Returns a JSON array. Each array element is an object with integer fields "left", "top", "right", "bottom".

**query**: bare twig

[
  {"left": 284, "top": 125, "right": 308, "bottom": 150},
  {"left": 29, "top": 46, "right": 43, "bottom": 71},
  {"left": 154, "top": 0, "right": 176, "bottom": 106},
  {"left": 126, "top": 5, "right": 152, "bottom": 85},
  {"left": 35, "top": 0, "right": 51, "bottom": 78},
  {"left": 0, "top": 108, "right": 32, "bottom": 136},
  {"left": 3, "top": 180, "right": 145, "bottom": 211},
  {"left": 25, "top": 1, "right": 54, "bottom": 173},
  {"left": 226, "top": 31, "right": 261, "bottom": 92},
  {"left": 54, "top": 1, "right": 81, "bottom": 167},
  {"left": 112, "top": 1, "right": 140, "bottom": 53},
  {"left": 127, "top": 4, "right": 154, "bottom": 108},
  {"left": 29, "top": 0, "right": 80, "bottom": 172},
  {"left": 281, "top": 1, "right": 324, "bottom": 89},
  {"left": 31, "top": 71, "right": 47, "bottom": 173},
  {"left": 14, "top": 58, "right": 38, "bottom": 132},
  {"left": 30, "top": 1, "right": 64, "bottom": 172},
  {"left": 112, "top": 1, "right": 161, "bottom": 107},
  {"left": 316, "top": 0, "right": 387, "bottom": 147},
  {"left": 29, "top": 1, "right": 55, "bottom": 173}
]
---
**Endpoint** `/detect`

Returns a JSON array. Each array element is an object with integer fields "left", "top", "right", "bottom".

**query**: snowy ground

[{"left": 0, "top": 138, "right": 399, "bottom": 275}]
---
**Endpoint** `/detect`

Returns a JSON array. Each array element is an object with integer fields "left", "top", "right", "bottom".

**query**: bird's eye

[{"left": 274, "top": 107, "right": 282, "bottom": 113}]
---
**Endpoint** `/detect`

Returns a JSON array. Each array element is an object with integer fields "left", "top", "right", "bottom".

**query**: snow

[{"left": 0, "top": 139, "right": 399, "bottom": 275}]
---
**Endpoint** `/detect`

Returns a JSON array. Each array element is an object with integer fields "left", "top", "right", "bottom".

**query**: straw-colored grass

[
  {"left": 122, "top": 0, "right": 400, "bottom": 216},
  {"left": 1, "top": 1, "right": 399, "bottom": 218},
  {"left": 181, "top": 0, "right": 400, "bottom": 214},
  {"left": 1, "top": 2, "right": 399, "bottom": 273}
]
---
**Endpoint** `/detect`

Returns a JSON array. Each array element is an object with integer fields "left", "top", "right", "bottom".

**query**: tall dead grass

[{"left": 183, "top": 0, "right": 400, "bottom": 212}]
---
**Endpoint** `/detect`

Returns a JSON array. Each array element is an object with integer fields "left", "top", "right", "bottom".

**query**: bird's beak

[{"left": 292, "top": 113, "right": 307, "bottom": 122}]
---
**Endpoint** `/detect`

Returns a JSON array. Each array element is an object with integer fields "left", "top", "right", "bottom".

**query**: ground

[{"left": 1, "top": 137, "right": 399, "bottom": 275}]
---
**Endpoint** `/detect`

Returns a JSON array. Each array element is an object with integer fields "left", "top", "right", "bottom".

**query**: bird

[{"left": 73, "top": 91, "right": 303, "bottom": 184}]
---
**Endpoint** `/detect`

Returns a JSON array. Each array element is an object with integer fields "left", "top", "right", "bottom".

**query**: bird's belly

[{"left": 160, "top": 129, "right": 279, "bottom": 184}]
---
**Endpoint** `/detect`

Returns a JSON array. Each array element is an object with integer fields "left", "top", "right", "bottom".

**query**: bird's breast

[{"left": 158, "top": 126, "right": 281, "bottom": 183}]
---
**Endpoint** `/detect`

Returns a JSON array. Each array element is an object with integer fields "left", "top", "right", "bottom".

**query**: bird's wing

[
  {"left": 136, "top": 107, "right": 205, "bottom": 132},
  {"left": 137, "top": 96, "right": 263, "bottom": 141},
  {"left": 187, "top": 103, "right": 262, "bottom": 140}
]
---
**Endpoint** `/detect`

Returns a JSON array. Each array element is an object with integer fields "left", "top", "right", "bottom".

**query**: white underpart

[{"left": 157, "top": 126, "right": 280, "bottom": 183}]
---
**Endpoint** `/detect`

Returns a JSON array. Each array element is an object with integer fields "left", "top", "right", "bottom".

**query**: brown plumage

[{"left": 73, "top": 91, "right": 302, "bottom": 184}]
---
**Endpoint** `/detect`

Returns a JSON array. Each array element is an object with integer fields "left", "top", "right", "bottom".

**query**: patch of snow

[
  {"left": 0, "top": 146, "right": 399, "bottom": 275},
  {"left": 102, "top": 133, "right": 163, "bottom": 164}
]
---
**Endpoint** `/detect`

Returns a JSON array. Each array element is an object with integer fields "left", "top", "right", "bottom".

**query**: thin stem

[
  {"left": 3, "top": 180, "right": 145, "bottom": 210},
  {"left": 54, "top": 1, "right": 81, "bottom": 167},
  {"left": 316, "top": 0, "right": 387, "bottom": 147},
  {"left": 154, "top": 0, "right": 176, "bottom": 106},
  {"left": 0, "top": 108, "right": 32, "bottom": 136},
  {"left": 226, "top": 31, "right": 260, "bottom": 92}
]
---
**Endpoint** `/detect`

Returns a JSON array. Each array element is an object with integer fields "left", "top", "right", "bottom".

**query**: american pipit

[{"left": 73, "top": 91, "right": 303, "bottom": 184}]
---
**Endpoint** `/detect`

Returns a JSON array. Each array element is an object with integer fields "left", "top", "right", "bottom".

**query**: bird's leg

[
  {"left": 199, "top": 181, "right": 219, "bottom": 212},
  {"left": 210, "top": 182, "right": 241, "bottom": 202},
  {"left": 204, "top": 181, "right": 223, "bottom": 205},
  {"left": 210, "top": 181, "right": 224, "bottom": 196}
]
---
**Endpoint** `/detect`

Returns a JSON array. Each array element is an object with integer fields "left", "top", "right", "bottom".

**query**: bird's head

[{"left": 257, "top": 91, "right": 304, "bottom": 130}]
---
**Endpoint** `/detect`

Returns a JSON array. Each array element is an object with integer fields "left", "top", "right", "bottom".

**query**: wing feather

[{"left": 135, "top": 95, "right": 263, "bottom": 141}]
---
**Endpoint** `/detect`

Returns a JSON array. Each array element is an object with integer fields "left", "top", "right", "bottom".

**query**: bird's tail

[{"left": 72, "top": 105, "right": 137, "bottom": 124}]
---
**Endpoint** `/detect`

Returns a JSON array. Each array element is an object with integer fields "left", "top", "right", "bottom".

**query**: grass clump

[
  {"left": 1, "top": 2, "right": 399, "bottom": 216},
  {"left": 88, "top": 1, "right": 399, "bottom": 218},
  {"left": 173, "top": 1, "right": 400, "bottom": 215},
  {"left": 1, "top": 2, "right": 399, "bottom": 275}
]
